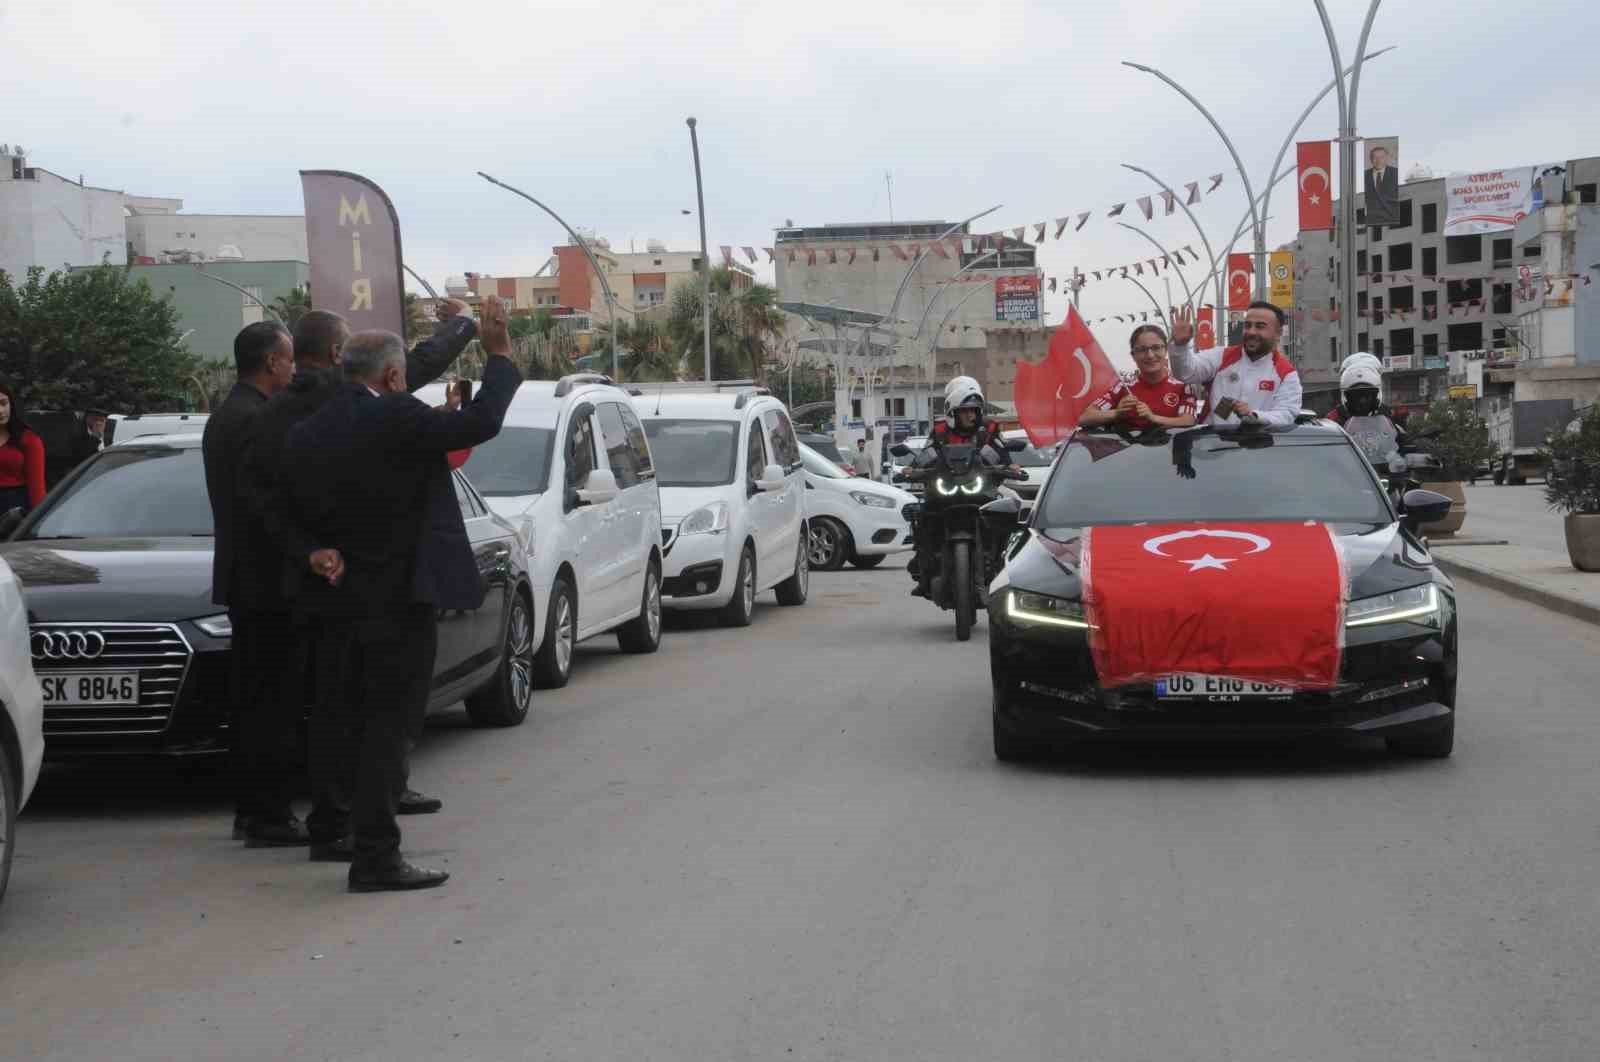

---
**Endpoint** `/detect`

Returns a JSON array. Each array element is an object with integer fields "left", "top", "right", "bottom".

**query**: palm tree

[
  {"left": 666, "top": 267, "right": 787, "bottom": 381},
  {"left": 270, "top": 285, "right": 312, "bottom": 329}
]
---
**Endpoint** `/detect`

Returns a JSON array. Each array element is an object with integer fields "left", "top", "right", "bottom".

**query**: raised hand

[
  {"left": 478, "top": 296, "right": 512, "bottom": 357},
  {"left": 1169, "top": 304, "right": 1196, "bottom": 346}
]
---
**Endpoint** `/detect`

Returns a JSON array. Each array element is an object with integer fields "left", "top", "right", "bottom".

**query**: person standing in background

[{"left": 0, "top": 379, "right": 47, "bottom": 514}]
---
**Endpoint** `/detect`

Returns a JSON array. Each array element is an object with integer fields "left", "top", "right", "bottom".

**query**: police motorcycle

[
  {"left": 1336, "top": 354, "right": 1442, "bottom": 508},
  {"left": 899, "top": 382, "right": 1028, "bottom": 641}
]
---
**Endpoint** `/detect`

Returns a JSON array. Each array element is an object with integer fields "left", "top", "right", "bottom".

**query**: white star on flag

[
  {"left": 1308, "top": 193, "right": 1321, "bottom": 205},
  {"left": 1183, "top": 553, "right": 1233, "bottom": 571}
]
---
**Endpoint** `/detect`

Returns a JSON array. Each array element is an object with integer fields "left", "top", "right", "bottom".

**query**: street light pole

[
  {"left": 194, "top": 267, "right": 284, "bottom": 326},
  {"left": 687, "top": 117, "right": 712, "bottom": 382},
  {"left": 1116, "top": 221, "right": 1195, "bottom": 308}
]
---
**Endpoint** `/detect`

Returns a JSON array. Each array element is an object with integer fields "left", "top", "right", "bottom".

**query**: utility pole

[
  {"left": 886, "top": 171, "right": 894, "bottom": 223},
  {"left": 687, "top": 117, "right": 712, "bottom": 382}
]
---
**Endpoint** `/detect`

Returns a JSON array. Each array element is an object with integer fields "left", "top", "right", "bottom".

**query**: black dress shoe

[
  {"left": 397, "top": 789, "right": 442, "bottom": 815},
  {"left": 245, "top": 818, "right": 311, "bottom": 848},
  {"left": 309, "top": 837, "right": 355, "bottom": 862},
  {"left": 348, "top": 861, "right": 450, "bottom": 893}
]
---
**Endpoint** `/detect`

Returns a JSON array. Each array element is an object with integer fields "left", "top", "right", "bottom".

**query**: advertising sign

[
  {"left": 1268, "top": 251, "right": 1295, "bottom": 310},
  {"left": 995, "top": 273, "right": 1040, "bottom": 322},
  {"left": 1448, "top": 384, "right": 1477, "bottom": 400},
  {"left": 1444, "top": 163, "right": 1563, "bottom": 235},
  {"left": 1363, "top": 136, "right": 1401, "bottom": 227},
  {"left": 300, "top": 169, "right": 406, "bottom": 336},
  {"left": 1387, "top": 354, "right": 1414, "bottom": 371}
]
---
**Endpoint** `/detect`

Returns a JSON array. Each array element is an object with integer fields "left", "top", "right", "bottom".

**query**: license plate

[
  {"left": 40, "top": 671, "right": 140, "bottom": 707},
  {"left": 1154, "top": 673, "right": 1293, "bottom": 699}
]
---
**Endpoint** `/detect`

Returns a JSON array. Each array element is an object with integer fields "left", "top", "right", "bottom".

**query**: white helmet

[
  {"left": 944, "top": 375, "right": 985, "bottom": 422},
  {"left": 1340, "top": 352, "right": 1383, "bottom": 376},
  {"left": 1340, "top": 361, "right": 1383, "bottom": 393}
]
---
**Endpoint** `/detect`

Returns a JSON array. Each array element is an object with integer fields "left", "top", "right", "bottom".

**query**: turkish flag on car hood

[
  {"left": 1081, "top": 521, "right": 1347, "bottom": 689},
  {"left": 1014, "top": 304, "right": 1118, "bottom": 447}
]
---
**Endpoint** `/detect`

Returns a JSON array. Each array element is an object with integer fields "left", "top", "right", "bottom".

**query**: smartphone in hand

[{"left": 1214, "top": 397, "right": 1236, "bottom": 419}]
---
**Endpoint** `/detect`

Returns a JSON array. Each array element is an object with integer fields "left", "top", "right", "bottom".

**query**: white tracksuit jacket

[{"left": 1168, "top": 341, "right": 1304, "bottom": 428}]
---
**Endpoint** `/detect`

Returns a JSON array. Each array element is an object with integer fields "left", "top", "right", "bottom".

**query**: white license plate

[
  {"left": 1155, "top": 673, "right": 1293, "bottom": 699},
  {"left": 40, "top": 671, "right": 140, "bottom": 707}
]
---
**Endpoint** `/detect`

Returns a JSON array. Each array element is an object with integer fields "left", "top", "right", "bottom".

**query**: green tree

[
  {"left": 1412, "top": 398, "right": 1494, "bottom": 480},
  {"left": 271, "top": 285, "right": 312, "bottom": 330},
  {"left": 666, "top": 268, "right": 787, "bottom": 381},
  {"left": 0, "top": 264, "right": 201, "bottom": 412},
  {"left": 403, "top": 291, "right": 430, "bottom": 343}
]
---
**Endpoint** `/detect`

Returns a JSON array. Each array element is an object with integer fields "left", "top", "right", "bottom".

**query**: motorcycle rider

[{"left": 1329, "top": 353, "right": 1407, "bottom": 481}]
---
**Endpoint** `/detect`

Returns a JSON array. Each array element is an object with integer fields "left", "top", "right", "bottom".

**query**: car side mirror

[
  {"left": 981, "top": 495, "right": 1021, "bottom": 522},
  {"left": 577, "top": 468, "right": 620, "bottom": 505},
  {"left": 756, "top": 463, "right": 787, "bottom": 492},
  {"left": 889, "top": 443, "right": 912, "bottom": 458},
  {"left": 1004, "top": 437, "right": 1027, "bottom": 452},
  {"left": 1400, "top": 488, "right": 1452, "bottom": 531},
  {"left": 0, "top": 506, "right": 23, "bottom": 539}
]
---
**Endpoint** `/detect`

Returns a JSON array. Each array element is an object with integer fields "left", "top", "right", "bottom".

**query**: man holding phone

[{"left": 1167, "top": 301, "right": 1303, "bottom": 428}]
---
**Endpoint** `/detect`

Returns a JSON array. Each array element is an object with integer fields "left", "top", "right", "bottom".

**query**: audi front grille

[{"left": 29, "top": 623, "right": 194, "bottom": 738}]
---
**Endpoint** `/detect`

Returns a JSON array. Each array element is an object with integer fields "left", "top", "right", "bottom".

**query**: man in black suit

[
  {"left": 284, "top": 297, "right": 519, "bottom": 891},
  {"left": 240, "top": 301, "right": 477, "bottom": 859},
  {"left": 202, "top": 321, "right": 318, "bottom": 846},
  {"left": 1364, "top": 144, "right": 1401, "bottom": 227}
]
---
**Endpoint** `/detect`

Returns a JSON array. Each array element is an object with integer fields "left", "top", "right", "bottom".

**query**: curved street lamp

[{"left": 1116, "top": 221, "right": 1195, "bottom": 309}]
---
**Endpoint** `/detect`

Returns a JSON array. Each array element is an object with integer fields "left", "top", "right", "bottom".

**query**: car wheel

[
  {"left": 1386, "top": 715, "right": 1454, "bottom": 759},
  {"left": 533, "top": 576, "right": 577, "bottom": 689},
  {"left": 616, "top": 561, "right": 663, "bottom": 654},
  {"left": 466, "top": 589, "right": 535, "bottom": 727},
  {"left": 776, "top": 527, "right": 810, "bottom": 606},
  {"left": 808, "top": 517, "right": 849, "bottom": 572},
  {"left": 0, "top": 742, "right": 15, "bottom": 906},
  {"left": 850, "top": 553, "right": 885, "bottom": 569},
  {"left": 719, "top": 546, "right": 756, "bottom": 627}
]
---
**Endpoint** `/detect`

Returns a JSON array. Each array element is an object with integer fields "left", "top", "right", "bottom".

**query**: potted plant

[
  {"left": 1408, "top": 399, "right": 1493, "bottom": 535},
  {"left": 1541, "top": 403, "right": 1600, "bottom": 571}
]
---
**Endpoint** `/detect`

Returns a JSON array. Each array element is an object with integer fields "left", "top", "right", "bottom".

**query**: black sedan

[
  {"left": 0, "top": 435, "right": 536, "bottom": 757},
  {"left": 988, "top": 420, "right": 1459, "bottom": 761}
]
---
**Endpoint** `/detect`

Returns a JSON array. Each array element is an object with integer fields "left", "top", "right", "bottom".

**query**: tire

[
  {"left": 775, "top": 528, "right": 810, "bottom": 606},
  {"left": 0, "top": 743, "right": 16, "bottom": 906},
  {"left": 616, "top": 561, "right": 663, "bottom": 654},
  {"left": 719, "top": 546, "right": 756, "bottom": 627},
  {"left": 808, "top": 517, "right": 850, "bottom": 572},
  {"left": 1387, "top": 715, "right": 1454, "bottom": 759},
  {"left": 466, "top": 589, "right": 536, "bottom": 727},
  {"left": 953, "top": 541, "right": 974, "bottom": 642},
  {"left": 533, "top": 576, "right": 577, "bottom": 689},
  {"left": 850, "top": 553, "right": 885, "bottom": 569}
]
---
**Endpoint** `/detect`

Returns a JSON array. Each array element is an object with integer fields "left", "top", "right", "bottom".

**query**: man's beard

[{"left": 1243, "top": 333, "right": 1273, "bottom": 356}]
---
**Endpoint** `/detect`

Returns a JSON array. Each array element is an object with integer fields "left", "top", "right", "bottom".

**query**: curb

[{"left": 1434, "top": 555, "right": 1600, "bottom": 628}]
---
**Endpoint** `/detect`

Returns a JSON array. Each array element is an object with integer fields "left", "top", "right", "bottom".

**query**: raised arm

[
  {"left": 1166, "top": 306, "right": 1223, "bottom": 386},
  {"left": 406, "top": 298, "right": 478, "bottom": 393}
]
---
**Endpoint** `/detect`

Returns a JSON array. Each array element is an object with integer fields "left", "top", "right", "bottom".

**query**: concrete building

[
  {"left": 124, "top": 197, "right": 307, "bottom": 264},
  {"left": 119, "top": 260, "right": 310, "bottom": 363},
  {"left": 0, "top": 146, "right": 128, "bottom": 279}
]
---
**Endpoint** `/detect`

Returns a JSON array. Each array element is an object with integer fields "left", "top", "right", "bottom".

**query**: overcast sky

[{"left": 5, "top": 0, "right": 1595, "bottom": 355}]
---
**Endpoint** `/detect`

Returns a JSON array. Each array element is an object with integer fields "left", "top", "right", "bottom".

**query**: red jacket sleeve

[{"left": 22, "top": 430, "right": 46, "bottom": 507}]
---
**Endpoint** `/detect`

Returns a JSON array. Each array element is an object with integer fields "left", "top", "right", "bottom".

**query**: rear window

[
  {"left": 26, "top": 447, "right": 213, "bottom": 538},
  {"left": 1038, "top": 430, "right": 1391, "bottom": 527}
]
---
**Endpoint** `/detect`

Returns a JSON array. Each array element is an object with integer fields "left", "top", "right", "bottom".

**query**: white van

[
  {"left": 797, "top": 442, "right": 915, "bottom": 571},
  {"left": 632, "top": 388, "right": 809, "bottom": 625}
]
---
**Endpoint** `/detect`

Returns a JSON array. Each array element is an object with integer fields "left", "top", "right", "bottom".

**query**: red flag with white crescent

[
  {"left": 1012, "top": 304, "right": 1118, "bottom": 447},
  {"left": 1226, "top": 253, "right": 1253, "bottom": 310},
  {"left": 1196, "top": 305, "right": 1217, "bottom": 348},
  {"left": 1296, "top": 141, "right": 1334, "bottom": 231},
  {"left": 1081, "top": 521, "right": 1346, "bottom": 688}
]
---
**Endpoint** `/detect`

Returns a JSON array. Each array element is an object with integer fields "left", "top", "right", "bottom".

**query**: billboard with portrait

[{"left": 1362, "top": 136, "right": 1401, "bottom": 227}]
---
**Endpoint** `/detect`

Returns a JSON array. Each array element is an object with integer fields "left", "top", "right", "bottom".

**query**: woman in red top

[
  {"left": 1079, "top": 324, "right": 1199, "bottom": 431},
  {"left": 0, "top": 379, "right": 46, "bottom": 513}
]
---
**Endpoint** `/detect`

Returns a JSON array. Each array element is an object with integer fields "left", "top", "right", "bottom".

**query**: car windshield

[
  {"left": 799, "top": 443, "right": 850, "bottom": 479},
  {"left": 26, "top": 447, "right": 213, "bottom": 538},
  {"left": 459, "top": 426, "right": 555, "bottom": 497},
  {"left": 1037, "top": 429, "right": 1392, "bottom": 527},
  {"left": 643, "top": 419, "right": 740, "bottom": 486},
  {"left": 1007, "top": 439, "right": 1054, "bottom": 467}
]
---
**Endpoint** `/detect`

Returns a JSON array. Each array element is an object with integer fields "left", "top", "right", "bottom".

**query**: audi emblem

[{"left": 31, "top": 629, "right": 107, "bottom": 661}]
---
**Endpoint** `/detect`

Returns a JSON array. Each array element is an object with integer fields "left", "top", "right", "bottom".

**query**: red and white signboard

[
  {"left": 994, "top": 273, "right": 1041, "bottom": 322},
  {"left": 1444, "top": 163, "right": 1560, "bottom": 235}
]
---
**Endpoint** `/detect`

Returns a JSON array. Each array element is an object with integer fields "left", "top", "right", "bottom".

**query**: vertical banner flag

[
  {"left": 1196, "top": 305, "right": 1217, "bottom": 348},
  {"left": 1362, "top": 136, "right": 1401, "bottom": 226},
  {"left": 1296, "top": 141, "right": 1334, "bottom": 231},
  {"left": 1268, "top": 251, "right": 1295, "bottom": 309},
  {"left": 1226, "top": 253, "right": 1254, "bottom": 310},
  {"left": 1013, "top": 303, "right": 1118, "bottom": 446},
  {"left": 300, "top": 170, "right": 405, "bottom": 336}
]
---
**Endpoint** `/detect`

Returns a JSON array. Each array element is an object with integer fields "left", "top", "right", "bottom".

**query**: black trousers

[
  {"left": 227, "top": 609, "right": 305, "bottom": 824},
  {"left": 304, "top": 615, "right": 355, "bottom": 844},
  {"left": 316, "top": 607, "right": 437, "bottom": 870}
]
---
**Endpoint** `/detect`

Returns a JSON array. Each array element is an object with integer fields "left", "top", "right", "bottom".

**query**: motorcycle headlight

[
  {"left": 678, "top": 502, "right": 729, "bottom": 536},
  {"left": 934, "top": 476, "right": 984, "bottom": 496},
  {"left": 1345, "top": 583, "right": 1440, "bottom": 628},
  {"left": 1006, "top": 589, "right": 1089, "bottom": 630},
  {"left": 849, "top": 491, "right": 897, "bottom": 509},
  {"left": 193, "top": 613, "right": 232, "bottom": 638}
]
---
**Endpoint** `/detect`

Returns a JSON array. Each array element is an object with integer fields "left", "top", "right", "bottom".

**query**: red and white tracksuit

[{"left": 1168, "top": 342, "right": 1304, "bottom": 428}]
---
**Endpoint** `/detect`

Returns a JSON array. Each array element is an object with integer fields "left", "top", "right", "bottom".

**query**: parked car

[
  {"left": 633, "top": 388, "right": 810, "bottom": 625},
  {"left": 1000, "top": 431, "right": 1058, "bottom": 502},
  {"left": 106, "top": 412, "right": 210, "bottom": 444},
  {"left": 0, "top": 432, "right": 537, "bottom": 757},
  {"left": 885, "top": 435, "right": 930, "bottom": 493},
  {"left": 796, "top": 432, "right": 850, "bottom": 471},
  {"left": 798, "top": 442, "right": 915, "bottom": 571},
  {"left": 0, "top": 554, "right": 45, "bottom": 907},
  {"left": 416, "top": 373, "right": 664, "bottom": 689}
]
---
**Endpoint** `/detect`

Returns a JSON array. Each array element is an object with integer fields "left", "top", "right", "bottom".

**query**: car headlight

[
  {"left": 678, "top": 502, "right": 729, "bottom": 536},
  {"left": 1005, "top": 589, "right": 1089, "bottom": 630},
  {"left": 193, "top": 613, "right": 232, "bottom": 638},
  {"left": 1345, "top": 584, "right": 1440, "bottom": 628},
  {"left": 849, "top": 491, "right": 897, "bottom": 509},
  {"left": 934, "top": 476, "right": 985, "bottom": 496}
]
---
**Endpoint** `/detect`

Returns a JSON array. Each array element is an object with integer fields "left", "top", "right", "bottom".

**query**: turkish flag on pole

[
  {"left": 1296, "top": 141, "right": 1334, "bottom": 231},
  {"left": 1081, "top": 521, "right": 1346, "bottom": 689},
  {"left": 1196, "top": 305, "right": 1217, "bottom": 348},
  {"left": 1013, "top": 304, "right": 1118, "bottom": 447},
  {"left": 1226, "top": 253, "right": 1254, "bottom": 310}
]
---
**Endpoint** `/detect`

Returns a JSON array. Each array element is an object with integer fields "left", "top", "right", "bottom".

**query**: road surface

[{"left": 3, "top": 567, "right": 1597, "bottom": 1061}]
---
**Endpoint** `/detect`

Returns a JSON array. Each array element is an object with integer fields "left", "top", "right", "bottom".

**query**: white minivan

[
  {"left": 418, "top": 374, "right": 664, "bottom": 689},
  {"left": 633, "top": 388, "right": 809, "bottom": 625}
]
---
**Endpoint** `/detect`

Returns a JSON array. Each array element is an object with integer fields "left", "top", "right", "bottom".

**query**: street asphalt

[{"left": 3, "top": 565, "right": 1598, "bottom": 1062}]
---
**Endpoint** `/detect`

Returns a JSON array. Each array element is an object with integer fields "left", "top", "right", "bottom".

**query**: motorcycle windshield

[{"left": 1343, "top": 415, "right": 1400, "bottom": 467}]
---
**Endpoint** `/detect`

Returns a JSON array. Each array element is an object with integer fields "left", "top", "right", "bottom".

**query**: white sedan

[
  {"left": 1, "top": 555, "right": 45, "bottom": 906},
  {"left": 799, "top": 443, "right": 916, "bottom": 571}
]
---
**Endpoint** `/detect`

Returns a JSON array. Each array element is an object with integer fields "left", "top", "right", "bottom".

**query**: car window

[
  {"left": 458, "top": 426, "right": 555, "bottom": 497},
  {"left": 762, "top": 408, "right": 800, "bottom": 469},
  {"left": 641, "top": 420, "right": 740, "bottom": 487},
  {"left": 596, "top": 402, "right": 641, "bottom": 489},
  {"left": 799, "top": 443, "right": 850, "bottom": 479},
  {"left": 567, "top": 410, "right": 597, "bottom": 487},
  {"left": 616, "top": 402, "right": 654, "bottom": 481},
  {"left": 25, "top": 447, "right": 213, "bottom": 538},
  {"left": 746, "top": 420, "right": 769, "bottom": 483},
  {"left": 1007, "top": 438, "right": 1054, "bottom": 467}
]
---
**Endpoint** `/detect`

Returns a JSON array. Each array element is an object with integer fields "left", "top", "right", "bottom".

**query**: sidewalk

[{"left": 1427, "top": 484, "right": 1600, "bottom": 626}]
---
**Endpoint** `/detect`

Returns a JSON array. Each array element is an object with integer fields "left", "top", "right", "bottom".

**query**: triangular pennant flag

[
  {"left": 1121, "top": 267, "right": 1129, "bottom": 279},
  {"left": 743, "top": 246, "right": 758, "bottom": 263},
  {"left": 1149, "top": 259, "right": 1159, "bottom": 273},
  {"left": 806, "top": 249, "right": 816, "bottom": 265},
  {"left": 1092, "top": 271, "right": 1102, "bottom": 281},
  {"left": 1208, "top": 173, "right": 1224, "bottom": 192},
  {"left": 1108, "top": 203, "right": 1126, "bottom": 217},
  {"left": 1135, "top": 263, "right": 1144, "bottom": 276},
  {"left": 892, "top": 245, "right": 909, "bottom": 261},
  {"left": 1075, "top": 212, "right": 1091, "bottom": 231},
  {"left": 847, "top": 248, "right": 857, "bottom": 264},
  {"left": 1054, "top": 217, "right": 1069, "bottom": 239},
  {"left": 872, "top": 247, "right": 880, "bottom": 262},
  {"left": 1162, "top": 256, "right": 1170, "bottom": 268},
  {"left": 786, "top": 249, "right": 796, "bottom": 263},
  {"left": 764, "top": 247, "right": 776, "bottom": 262},
  {"left": 1137, "top": 196, "right": 1154, "bottom": 221},
  {"left": 930, "top": 242, "right": 949, "bottom": 259},
  {"left": 720, "top": 245, "right": 733, "bottom": 266},
  {"left": 1186, "top": 181, "right": 1200, "bottom": 205},
  {"left": 1185, "top": 244, "right": 1197, "bottom": 257},
  {"left": 949, "top": 238, "right": 964, "bottom": 257},
  {"left": 827, "top": 249, "right": 837, "bottom": 264},
  {"left": 1161, "top": 190, "right": 1177, "bottom": 215}
]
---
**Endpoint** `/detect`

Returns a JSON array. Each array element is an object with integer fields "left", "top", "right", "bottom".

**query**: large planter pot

[
  {"left": 1565, "top": 513, "right": 1600, "bottom": 572},
  {"left": 1419, "top": 480, "right": 1467, "bottom": 536}
]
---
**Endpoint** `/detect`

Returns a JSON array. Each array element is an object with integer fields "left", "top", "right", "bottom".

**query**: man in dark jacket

[
  {"left": 201, "top": 320, "right": 310, "bottom": 845},
  {"left": 239, "top": 300, "right": 477, "bottom": 860},
  {"left": 284, "top": 300, "right": 518, "bottom": 891}
]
